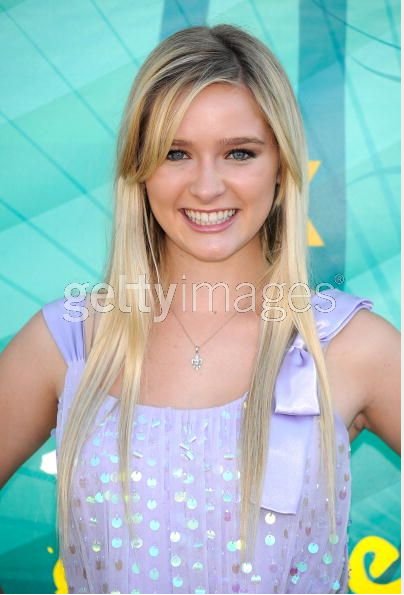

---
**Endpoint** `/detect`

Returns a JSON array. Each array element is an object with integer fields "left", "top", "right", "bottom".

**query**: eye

[
  {"left": 227, "top": 148, "right": 257, "bottom": 161},
  {"left": 166, "top": 149, "right": 188, "bottom": 161}
]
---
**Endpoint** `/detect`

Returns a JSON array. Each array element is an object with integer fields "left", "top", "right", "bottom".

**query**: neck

[{"left": 159, "top": 244, "right": 271, "bottom": 317}]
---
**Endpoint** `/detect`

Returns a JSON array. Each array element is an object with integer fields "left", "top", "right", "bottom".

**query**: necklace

[{"left": 171, "top": 307, "right": 239, "bottom": 370}]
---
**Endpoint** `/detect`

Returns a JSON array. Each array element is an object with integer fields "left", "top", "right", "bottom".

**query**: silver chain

[{"left": 171, "top": 307, "right": 239, "bottom": 350}]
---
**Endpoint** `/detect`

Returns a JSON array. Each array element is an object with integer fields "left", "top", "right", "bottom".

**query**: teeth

[{"left": 184, "top": 209, "right": 236, "bottom": 225}]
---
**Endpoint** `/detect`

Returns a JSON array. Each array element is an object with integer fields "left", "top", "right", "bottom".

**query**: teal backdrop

[{"left": 0, "top": 0, "right": 400, "bottom": 593}]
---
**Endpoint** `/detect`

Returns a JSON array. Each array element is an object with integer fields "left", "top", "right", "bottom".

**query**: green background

[{"left": 0, "top": 0, "right": 400, "bottom": 593}]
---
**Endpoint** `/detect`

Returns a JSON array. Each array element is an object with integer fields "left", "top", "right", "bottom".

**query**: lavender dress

[{"left": 42, "top": 288, "right": 373, "bottom": 594}]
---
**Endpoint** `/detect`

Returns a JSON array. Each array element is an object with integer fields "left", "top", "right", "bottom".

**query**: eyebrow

[{"left": 171, "top": 136, "right": 266, "bottom": 147}]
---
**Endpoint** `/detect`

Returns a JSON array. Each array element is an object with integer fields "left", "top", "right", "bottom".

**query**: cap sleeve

[
  {"left": 41, "top": 295, "right": 87, "bottom": 364},
  {"left": 311, "top": 288, "right": 374, "bottom": 343}
]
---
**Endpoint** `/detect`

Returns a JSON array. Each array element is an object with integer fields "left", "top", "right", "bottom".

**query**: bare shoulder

[{"left": 325, "top": 308, "right": 400, "bottom": 453}]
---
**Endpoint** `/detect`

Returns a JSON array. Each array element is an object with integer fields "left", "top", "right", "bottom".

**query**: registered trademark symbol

[{"left": 334, "top": 274, "right": 345, "bottom": 285}]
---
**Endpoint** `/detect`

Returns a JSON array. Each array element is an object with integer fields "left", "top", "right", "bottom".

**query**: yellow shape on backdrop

[
  {"left": 349, "top": 535, "right": 401, "bottom": 594},
  {"left": 53, "top": 558, "right": 68, "bottom": 594},
  {"left": 307, "top": 160, "right": 324, "bottom": 246}
]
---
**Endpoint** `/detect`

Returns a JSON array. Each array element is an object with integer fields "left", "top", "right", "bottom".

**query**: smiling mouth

[{"left": 182, "top": 208, "right": 238, "bottom": 225}]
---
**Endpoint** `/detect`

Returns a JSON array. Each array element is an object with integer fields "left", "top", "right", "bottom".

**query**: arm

[
  {"left": 356, "top": 310, "right": 401, "bottom": 454},
  {"left": 0, "top": 309, "right": 66, "bottom": 488}
]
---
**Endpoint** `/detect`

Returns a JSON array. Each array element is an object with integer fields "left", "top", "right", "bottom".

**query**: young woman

[{"left": 0, "top": 24, "right": 400, "bottom": 594}]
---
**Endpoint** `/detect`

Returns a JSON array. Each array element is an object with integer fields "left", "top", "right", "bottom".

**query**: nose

[{"left": 188, "top": 158, "right": 226, "bottom": 202}]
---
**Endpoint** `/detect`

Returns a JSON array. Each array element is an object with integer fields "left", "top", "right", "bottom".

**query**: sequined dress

[{"left": 42, "top": 288, "right": 373, "bottom": 594}]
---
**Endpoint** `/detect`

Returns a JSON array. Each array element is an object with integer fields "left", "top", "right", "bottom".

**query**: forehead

[{"left": 173, "top": 82, "right": 271, "bottom": 139}]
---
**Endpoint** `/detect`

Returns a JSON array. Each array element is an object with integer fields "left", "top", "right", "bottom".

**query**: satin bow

[{"left": 260, "top": 332, "right": 320, "bottom": 514}]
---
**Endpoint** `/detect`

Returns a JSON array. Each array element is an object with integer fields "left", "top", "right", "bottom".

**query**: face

[{"left": 145, "top": 82, "right": 280, "bottom": 265}]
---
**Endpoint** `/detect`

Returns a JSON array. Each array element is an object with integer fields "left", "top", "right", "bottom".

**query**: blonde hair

[{"left": 58, "top": 24, "right": 336, "bottom": 565}]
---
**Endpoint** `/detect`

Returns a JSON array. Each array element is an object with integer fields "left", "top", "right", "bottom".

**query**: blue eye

[
  {"left": 228, "top": 149, "right": 256, "bottom": 160},
  {"left": 166, "top": 150, "right": 187, "bottom": 161}
]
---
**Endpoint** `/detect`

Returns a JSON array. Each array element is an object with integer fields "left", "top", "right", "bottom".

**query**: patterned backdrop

[{"left": 0, "top": 0, "right": 400, "bottom": 593}]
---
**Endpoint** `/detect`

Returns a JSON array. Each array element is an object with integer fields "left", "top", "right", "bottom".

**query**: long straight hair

[{"left": 57, "top": 24, "right": 336, "bottom": 565}]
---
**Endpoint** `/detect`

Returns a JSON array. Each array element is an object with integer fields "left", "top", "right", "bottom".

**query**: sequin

[
  {"left": 265, "top": 534, "right": 276, "bottom": 546},
  {"left": 136, "top": 432, "right": 146, "bottom": 441},
  {"left": 133, "top": 450, "right": 143, "bottom": 459},
  {"left": 192, "top": 562, "right": 204, "bottom": 571},
  {"left": 322, "top": 552, "right": 333, "bottom": 565},
  {"left": 112, "top": 538, "right": 122, "bottom": 549},
  {"left": 339, "top": 486, "right": 347, "bottom": 500},
  {"left": 173, "top": 467, "right": 183, "bottom": 478},
  {"left": 265, "top": 512, "right": 276, "bottom": 525},
  {"left": 223, "top": 492, "right": 233, "bottom": 503},
  {"left": 150, "top": 520, "right": 160, "bottom": 531},
  {"left": 329, "top": 533, "right": 339, "bottom": 545},
  {"left": 100, "top": 473, "right": 110, "bottom": 484},
  {"left": 147, "top": 477, "right": 157, "bottom": 487},
  {"left": 296, "top": 561, "right": 308, "bottom": 573},
  {"left": 171, "top": 555, "right": 182, "bottom": 568},
  {"left": 187, "top": 519, "right": 199, "bottom": 530},
  {"left": 184, "top": 473, "right": 195, "bottom": 484},
  {"left": 206, "top": 529, "right": 216, "bottom": 539},
  {"left": 251, "top": 575, "right": 261, "bottom": 583},
  {"left": 90, "top": 456, "right": 100, "bottom": 467},
  {"left": 224, "top": 510, "right": 232, "bottom": 521},
  {"left": 195, "top": 588, "right": 206, "bottom": 594},
  {"left": 291, "top": 575, "right": 300, "bottom": 585},
  {"left": 332, "top": 580, "right": 341, "bottom": 590},
  {"left": 173, "top": 576, "right": 183, "bottom": 588},
  {"left": 112, "top": 516, "right": 122, "bottom": 528},
  {"left": 131, "top": 537, "right": 143, "bottom": 549},
  {"left": 109, "top": 454, "right": 119, "bottom": 463},
  {"left": 170, "top": 531, "right": 181, "bottom": 543},
  {"left": 95, "top": 492, "right": 104, "bottom": 503},
  {"left": 227, "top": 540, "right": 237, "bottom": 552},
  {"left": 187, "top": 497, "right": 197, "bottom": 510},
  {"left": 150, "top": 568, "right": 159, "bottom": 581},
  {"left": 131, "top": 471, "right": 142, "bottom": 482},
  {"left": 175, "top": 491, "right": 187, "bottom": 502},
  {"left": 147, "top": 499, "right": 157, "bottom": 510},
  {"left": 131, "top": 564, "right": 140, "bottom": 576},
  {"left": 223, "top": 470, "right": 233, "bottom": 481},
  {"left": 308, "top": 543, "right": 319, "bottom": 554},
  {"left": 92, "top": 541, "right": 101, "bottom": 553},
  {"left": 132, "top": 512, "right": 143, "bottom": 524},
  {"left": 149, "top": 546, "right": 159, "bottom": 557},
  {"left": 241, "top": 562, "right": 252, "bottom": 574}
]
